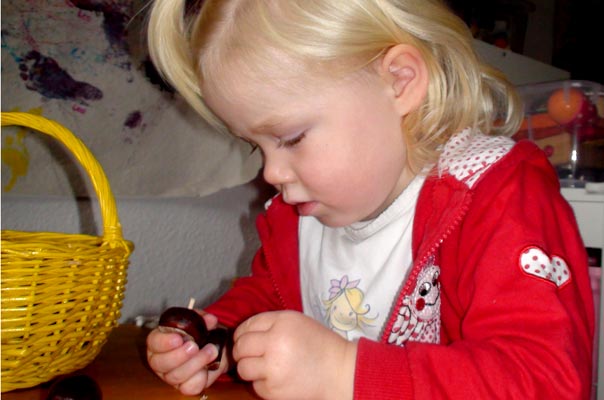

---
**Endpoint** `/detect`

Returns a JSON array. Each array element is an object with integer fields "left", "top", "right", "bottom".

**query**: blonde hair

[
  {"left": 147, "top": 0, "right": 523, "bottom": 171},
  {"left": 323, "top": 287, "right": 376, "bottom": 328}
]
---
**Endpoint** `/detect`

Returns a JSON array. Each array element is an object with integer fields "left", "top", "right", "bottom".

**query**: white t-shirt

[{"left": 299, "top": 174, "right": 425, "bottom": 341}]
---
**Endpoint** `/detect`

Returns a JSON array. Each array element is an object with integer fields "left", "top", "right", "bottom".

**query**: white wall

[{"left": 474, "top": 39, "right": 569, "bottom": 85}]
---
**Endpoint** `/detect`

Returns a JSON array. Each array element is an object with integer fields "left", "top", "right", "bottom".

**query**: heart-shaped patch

[{"left": 519, "top": 247, "right": 571, "bottom": 288}]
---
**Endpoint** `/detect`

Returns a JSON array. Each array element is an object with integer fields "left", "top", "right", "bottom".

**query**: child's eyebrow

[{"left": 250, "top": 117, "right": 287, "bottom": 135}]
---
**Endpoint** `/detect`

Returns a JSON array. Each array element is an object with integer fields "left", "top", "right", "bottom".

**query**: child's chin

[{"left": 317, "top": 215, "right": 355, "bottom": 228}]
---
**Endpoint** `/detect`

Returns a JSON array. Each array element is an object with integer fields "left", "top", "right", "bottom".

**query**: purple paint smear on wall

[
  {"left": 18, "top": 50, "right": 103, "bottom": 102},
  {"left": 124, "top": 111, "right": 142, "bottom": 128},
  {"left": 68, "top": 0, "right": 131, "bottom": 57}
]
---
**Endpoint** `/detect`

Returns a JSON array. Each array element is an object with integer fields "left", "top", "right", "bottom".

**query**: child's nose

[{"left": 263, "top": 153, "right": 295, "bottom": 187}]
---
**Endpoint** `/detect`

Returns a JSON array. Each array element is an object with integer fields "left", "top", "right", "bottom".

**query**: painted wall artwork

[{"left": 1, "top": 0, "right": 261, "bottom": 197}]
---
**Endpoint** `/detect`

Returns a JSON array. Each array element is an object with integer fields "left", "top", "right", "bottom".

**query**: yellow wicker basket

[{"left": 1, "top": 112, "right": 134, "bottom": 392}]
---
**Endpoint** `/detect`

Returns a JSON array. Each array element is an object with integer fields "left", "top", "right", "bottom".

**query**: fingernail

[
  {"left": 204, "top": 344, "right": 220, "bottom": 370},
  {"left": 202, "top": 343, "right": 218, "bottom": 361},
  {"left": 184, "top": 341, "right": 198, "bottom": 354}
]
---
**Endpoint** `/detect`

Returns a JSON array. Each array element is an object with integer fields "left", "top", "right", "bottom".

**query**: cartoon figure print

[
  {"left": 388, "top": 261, "right": 441, "bottom": 346},
  {"left": 323, "top": 275, "right": 377, "bottom": 339}
]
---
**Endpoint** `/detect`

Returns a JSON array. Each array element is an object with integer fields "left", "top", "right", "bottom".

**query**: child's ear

[{"left": 380, "top": 44, "right": 428, "bottom": 116}]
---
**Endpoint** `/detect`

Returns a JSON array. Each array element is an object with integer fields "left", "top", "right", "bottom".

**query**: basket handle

[{"left": 1, "top": 112, "right": 126, "bottom": 245}]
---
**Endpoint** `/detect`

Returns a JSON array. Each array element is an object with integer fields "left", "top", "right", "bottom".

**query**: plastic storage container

[{"left": 515, "top": 80, "right": 604, "bottom": 187}]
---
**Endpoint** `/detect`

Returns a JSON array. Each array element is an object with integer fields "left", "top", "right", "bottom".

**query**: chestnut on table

[{"left": 2, "top": 325, "right": 259, "bottom": 400}]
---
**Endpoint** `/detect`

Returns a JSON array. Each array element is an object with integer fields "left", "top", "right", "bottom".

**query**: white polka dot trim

[
  {"left": 519, "top": 246, "right": 571, "bottom": 288},
  {"left": 438, "top": 129, "right": 514, "bottom": 188}
]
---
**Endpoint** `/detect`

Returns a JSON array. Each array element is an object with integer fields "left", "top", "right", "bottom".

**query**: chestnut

[
  {"left": 157, "top": 307, "right": 229, "bottom": 371},
  {"left": 158, "top": 307, "right": 209, "bottom": 346},
  {"left": 46, "top": 374, "right": 102, "bottom": 400},
  {"left": 206, "top": 327, "right": 229, "bottom": 370}
]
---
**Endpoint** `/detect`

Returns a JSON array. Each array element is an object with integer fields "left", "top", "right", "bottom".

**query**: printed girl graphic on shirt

[{"left": 323, "top": 275, "right": 377, "bottom": 339}]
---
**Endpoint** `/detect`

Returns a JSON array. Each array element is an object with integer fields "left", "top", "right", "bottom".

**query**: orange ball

[{"left": 547, "top": 88, "right": 586, "bottom": 125}]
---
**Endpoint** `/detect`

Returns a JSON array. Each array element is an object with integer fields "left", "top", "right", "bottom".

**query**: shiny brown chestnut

[
  {"left": 206, "top": 327, "right": 229, "bottom": 370},
  {"left": 157, "top": 307, "right": 228, "bottom": 370},
  {"left": 158, "top": 307, "right": 209, "bottom": 346}
]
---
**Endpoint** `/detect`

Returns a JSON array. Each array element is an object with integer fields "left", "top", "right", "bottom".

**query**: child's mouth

[{"left": 296, "top": 201, "right": 318, "bottom": 216}]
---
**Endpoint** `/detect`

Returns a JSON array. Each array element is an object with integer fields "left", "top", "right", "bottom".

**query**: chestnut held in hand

[
  {"left": 158, "top": 307, "right": 228, "bottom": 370},
  {"left": 158, "top": 307, "right": 209, "bottom": 346}
]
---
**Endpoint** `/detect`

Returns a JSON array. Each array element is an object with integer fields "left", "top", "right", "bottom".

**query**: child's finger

[
  {"left": 176, "top": 369, "right": 207, "bottom": 396},
  {"left": 201, "top": 312, "right": 219, "bottom": 329},
  {"left": 148, "top": 340, "right": 199, "bottom": 374},
  {"left": 162, "top": 343, "right": 215, "bottom": 385},
  {"left": 233, "top": 311, "right": 277, "bottom": 342},
  {"left": 147, "top": 329, "right": 184, "bottom": 353},
  {"left": 236, "top": 354, "right": 268, "bottom": 382},
  {"left": 232, "top": 329, "right": 267, "bottom": 362}
]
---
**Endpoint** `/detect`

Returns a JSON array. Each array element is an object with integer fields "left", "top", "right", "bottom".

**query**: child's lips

[{"left": 295, "top": 201, "right": 318, "bottom": 216}]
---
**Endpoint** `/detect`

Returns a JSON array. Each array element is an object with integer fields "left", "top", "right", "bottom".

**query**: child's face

[{"left": 203, "top": 58, "right": 415, "bottom": 227}]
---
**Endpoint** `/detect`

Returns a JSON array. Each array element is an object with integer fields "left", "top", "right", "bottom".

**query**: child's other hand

[
  {"left": 146, "top": 313, "right": 227, "bottom": 396},
  {"left": 233, "top": 310, "right": 357, "bottom": 400}
]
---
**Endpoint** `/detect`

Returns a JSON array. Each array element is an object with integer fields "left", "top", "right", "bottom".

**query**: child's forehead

[
  {"left": 204, "top": 49, "right": 334, "bottom": 97},
  {"left": 200, "top": 55, "right": 311, "bottom": 129},
  {"left": 203, "top": 42, "right": 377, "bottom": 96}
]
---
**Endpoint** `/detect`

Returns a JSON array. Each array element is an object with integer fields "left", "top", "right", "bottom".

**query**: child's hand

[
  {"left": 233, "top": 310, "right": 357, "bottom": 400},
  {"left": 146, "top": 313, "right": 227, "bottom": 396}
]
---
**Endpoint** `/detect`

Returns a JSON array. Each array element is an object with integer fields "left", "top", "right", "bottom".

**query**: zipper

[
  {"left": 380, "top": 192, "right": 473, "bottom": 344},
  {"left": 259, "top": 215, "right": 290, "bottom": 310},
  {"left": 265, "top": 247, "right": 289, "bottom": 310}
]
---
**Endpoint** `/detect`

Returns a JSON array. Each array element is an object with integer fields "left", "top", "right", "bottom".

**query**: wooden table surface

[{"left": 3, "top": 325, "right": 260, "bottom": 400}]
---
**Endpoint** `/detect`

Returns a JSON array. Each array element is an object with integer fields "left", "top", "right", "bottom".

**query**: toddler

[{"left": 145, "top": 0, "right": 594, "bottom": 398}]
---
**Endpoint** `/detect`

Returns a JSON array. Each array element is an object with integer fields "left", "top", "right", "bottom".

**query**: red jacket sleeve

[
  {"left": 204, "top": 247, "right": 286, "bottom": 328},
  {"left": 205, "top": 196, "right": 303, "bottom": 328}
]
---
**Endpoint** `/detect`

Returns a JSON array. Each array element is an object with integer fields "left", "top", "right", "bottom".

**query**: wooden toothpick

[{"left": 187, "top": 297, "right": 196, "bottom": 310}]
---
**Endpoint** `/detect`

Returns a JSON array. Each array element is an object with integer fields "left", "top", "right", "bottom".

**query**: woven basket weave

[{"left": 1, "top": 112, "right": 134, "bottom": 392}]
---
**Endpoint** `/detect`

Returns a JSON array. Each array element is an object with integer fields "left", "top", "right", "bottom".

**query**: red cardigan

[{"left": 206, "top": 139, "right": 594, "bottom": 399}]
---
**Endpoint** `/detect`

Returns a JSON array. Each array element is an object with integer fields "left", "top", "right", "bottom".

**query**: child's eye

[{"left": 279, "top": 132, "right": 306, "bottom": 148}]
